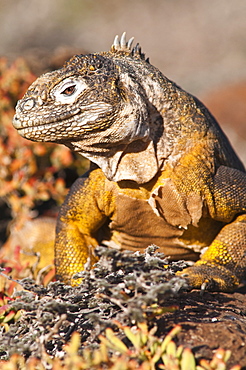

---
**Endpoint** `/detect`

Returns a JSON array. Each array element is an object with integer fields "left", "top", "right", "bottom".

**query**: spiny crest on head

[{"left": 110, "top": 32, "right": 149, "bottom": 62}]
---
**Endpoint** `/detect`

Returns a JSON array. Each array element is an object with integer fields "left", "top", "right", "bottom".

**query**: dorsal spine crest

[{"left": 110, "top": 32, "right": 148, "bottom": 62}]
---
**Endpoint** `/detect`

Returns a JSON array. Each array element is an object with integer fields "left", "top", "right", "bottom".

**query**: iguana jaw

[{"left": 13, "top": 101, "right": 113, "bottom": 142}]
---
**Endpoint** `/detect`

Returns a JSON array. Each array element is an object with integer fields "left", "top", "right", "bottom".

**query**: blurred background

[
  {"left": 1, "top": 0, "right": 246, "bottom": 162},
  {"left": 0, "top": 0, "right": 246, "bottom": 259}
]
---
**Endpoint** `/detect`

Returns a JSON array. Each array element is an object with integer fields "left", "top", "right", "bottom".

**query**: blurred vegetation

[
  {"left": 0, "top": 325, "right": 239, "bottom": 370},
  {"left": 0, "top": 57, "right": 88, "bottom": 240}
]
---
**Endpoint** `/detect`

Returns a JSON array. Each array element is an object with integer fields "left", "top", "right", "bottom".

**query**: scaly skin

[{"left": 13, "top": 33, "right": 246, "bottom": 290}]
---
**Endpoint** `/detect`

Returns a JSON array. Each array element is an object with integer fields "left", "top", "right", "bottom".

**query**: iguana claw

[{"left": 177, "top": 264, "right": 240, "bottom": 292}]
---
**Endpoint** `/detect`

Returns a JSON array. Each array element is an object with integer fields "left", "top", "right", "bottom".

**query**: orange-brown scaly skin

[{"left": 13, "top": 34, "right": 246, "bottom": 291}]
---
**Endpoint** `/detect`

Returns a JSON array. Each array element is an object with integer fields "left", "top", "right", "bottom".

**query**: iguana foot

[{"left": 177, "top": 263, "right": 240, "bottom": 292}]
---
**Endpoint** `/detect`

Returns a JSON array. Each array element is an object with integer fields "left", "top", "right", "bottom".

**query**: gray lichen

[{"left": 0, "top": 246, "right": 188, "bottom": 359}]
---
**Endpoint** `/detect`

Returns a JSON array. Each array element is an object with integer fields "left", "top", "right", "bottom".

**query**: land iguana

[{"left": 13, "top": 33, "right": 246, "bottom": 291}]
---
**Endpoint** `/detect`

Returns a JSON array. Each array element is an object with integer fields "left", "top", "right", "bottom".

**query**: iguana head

[{"left": 13, "top": 33, "right": 176, "bottom": 183}]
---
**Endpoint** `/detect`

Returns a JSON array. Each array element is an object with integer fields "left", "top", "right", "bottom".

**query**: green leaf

[
  {"left": 181, "top": 348, "right": 196, "bottom": 370},
  {"left": 105, "top": 328, "right": 128, "bottom": 353}
]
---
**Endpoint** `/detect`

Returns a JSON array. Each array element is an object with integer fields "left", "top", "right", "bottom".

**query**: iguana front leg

[
  {"left": 179, "top": 166, "right": 246, "bottom": 292},
  {"left": 180, "top": 214, "right": 246, "bottom": 291},
  {"left": 55, "top": 169, "right": 109, "bottom": 285}
]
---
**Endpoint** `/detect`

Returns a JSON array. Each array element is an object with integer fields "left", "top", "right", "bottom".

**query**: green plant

[
  {"left": 0, "top": 324, "right": 240, "bottom": 370},
  {"left": 99, "top": 322, "right": 239, "bottom": 370}
]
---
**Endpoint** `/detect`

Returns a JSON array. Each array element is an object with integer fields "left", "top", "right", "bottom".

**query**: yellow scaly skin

[{"left": 13, "top": 33, "right": 246, "bottom": 291}]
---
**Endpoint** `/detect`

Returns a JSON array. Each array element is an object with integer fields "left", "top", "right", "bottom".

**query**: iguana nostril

[
  {"left": 12, "top": 115, "right": 21, "bottom": 129},
  {"left": 22, "top": 98, "right": 35, "bottom": 111}
]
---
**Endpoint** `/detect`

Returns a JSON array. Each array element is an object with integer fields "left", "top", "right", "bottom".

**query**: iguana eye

[
  {"left": 61, "top": 85, "right": 76, "bottom": 96},
  {"left": 53, "top": 78, "right": 87, "bottom": 104}
]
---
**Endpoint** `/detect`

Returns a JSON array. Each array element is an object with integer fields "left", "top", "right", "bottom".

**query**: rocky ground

[
  {"left": 157, "top": 288, "right": 246, "bottom": 367},
  {"left": 0, "top": 246, "right": 245, "bottom": 368}
]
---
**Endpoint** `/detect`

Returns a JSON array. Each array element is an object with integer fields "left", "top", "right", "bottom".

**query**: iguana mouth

[
  {"left": 13, "top": 107, "right": 80, "bottom": 129},
  {"left": 13, "top": 101, "right": 113, "bottom": 141},
  {"left": 12, "top": 118, "right": 74, "bottom": 142}
]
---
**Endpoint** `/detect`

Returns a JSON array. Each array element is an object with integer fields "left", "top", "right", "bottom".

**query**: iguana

[{"left": 13, "top": 33, "right": 246, "bottom": 291}]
